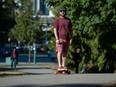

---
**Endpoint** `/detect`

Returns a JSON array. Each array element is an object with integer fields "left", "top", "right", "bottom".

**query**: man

[
  {"left": 53, "top": 6, "right": 72, "bottom": 69},
  {"left": 73, "top": 48, "right": 81, "bottom": 73},
  {"left": 11, "top": 48, "right": 18, "bottom": 70}
]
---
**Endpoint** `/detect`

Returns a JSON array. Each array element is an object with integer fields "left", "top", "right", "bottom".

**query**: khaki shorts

[{"left": 56, "top": 39, "right": 70, "bottom": 54}]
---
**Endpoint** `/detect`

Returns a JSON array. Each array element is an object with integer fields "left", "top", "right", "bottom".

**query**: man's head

[
  {"left": 59, "top": 6, "right": 66, "bottom": 17},
  {"left": 76, "top": 48, "right": 80, "bottom": 53}
]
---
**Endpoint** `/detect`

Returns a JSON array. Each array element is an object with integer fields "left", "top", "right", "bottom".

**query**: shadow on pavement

[
  {"left": 0, "top": 67, "right": 50, "bottom": 71},
  {"left": 7, "top": 84, "right": 103, "bottom": 87},
  {"left": 17, "top": 67, "right": 51, "bottom": 70},
  {"left": 0, "top": 66, "right": 54, "bottom": 77}
]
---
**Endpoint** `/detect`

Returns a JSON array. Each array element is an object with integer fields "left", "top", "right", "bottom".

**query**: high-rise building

[
  {"left": 32, "top": 0, "right": 54, "bottom": 17},
  {"left": 31, "top": 0, "right": 54, "bottom": 44}
]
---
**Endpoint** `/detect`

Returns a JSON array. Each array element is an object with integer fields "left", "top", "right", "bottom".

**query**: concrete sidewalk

[{"left": 0, "top": 63, "right": 116, "bottom": 87}]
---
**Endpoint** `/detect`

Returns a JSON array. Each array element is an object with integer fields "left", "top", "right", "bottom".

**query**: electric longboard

[{"left": 54, "top": 68, "right": 70, "bottom": 75}]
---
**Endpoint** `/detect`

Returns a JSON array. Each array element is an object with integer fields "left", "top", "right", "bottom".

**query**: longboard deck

[{"left": 54, "top": 69, "right": 70, "bottom": 75}]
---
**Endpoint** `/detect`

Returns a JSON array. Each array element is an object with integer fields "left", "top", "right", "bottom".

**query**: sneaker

[
  {"left": 62, "top": 67, "right": 67, "bottom": 70},
  {"left": 57, "top": 66, "right": 63, "bottom": 71}
]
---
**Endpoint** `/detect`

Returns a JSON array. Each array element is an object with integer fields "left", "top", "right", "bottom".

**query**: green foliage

[
  {"left": 10, "top": 0, "right": 43, "bottom": 45},
  {"left": 46, "top": 0, "right": 116, "bottom": 73},
  {"left": 0, "top": 0, "right": 15, "bottom": 41},
  {"left": 47, "top": 28, "right": 56, "bottom": 51}
]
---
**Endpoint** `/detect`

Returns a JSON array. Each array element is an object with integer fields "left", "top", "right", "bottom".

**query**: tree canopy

[
  {"left": 10, "top": 0, "right": 43, "bottom": 45},
  {"left": 46, "top": 0, "right": 116, "bottom": 73},
  {"left": 9, "top": 0, "right": 44, "bottom": 64},
  {"left": 0, "top": 0, "right": 16, "bottom": 45}
]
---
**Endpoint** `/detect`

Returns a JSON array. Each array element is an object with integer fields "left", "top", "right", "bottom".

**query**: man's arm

[
  {"left": 69, "top": 34, "right": 73, "bottom": 44},
  {"left": 69, "top": 24, "right": 73, "bottom": 44},
  {"left": 54, "top": 28, "right": 59, "bottom": 43},
  {"left": 54, "top": 28, "right": 58, "bottom": 40}
]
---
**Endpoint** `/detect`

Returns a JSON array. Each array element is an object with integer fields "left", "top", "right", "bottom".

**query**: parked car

[
  {"left": 0, "top": 47, "right": 16, "bottom": 57},
  {"left": 35, "top": 45, "right": 57, "bottom": 58},
  {"left": 47, "top": 49, "right": 56, "bottom": 58}
]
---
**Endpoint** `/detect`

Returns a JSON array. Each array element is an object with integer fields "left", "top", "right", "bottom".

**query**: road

[{"left": 0, "top": 63, "right": 116, "bottom": 87}]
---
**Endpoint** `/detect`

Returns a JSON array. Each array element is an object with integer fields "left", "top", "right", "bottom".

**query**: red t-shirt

[
  {"left": 53, "top": 17, "right": 72, "bottom": 40},
  {"left": 11, "top": 51, "right": 16, "bottom": 59}
]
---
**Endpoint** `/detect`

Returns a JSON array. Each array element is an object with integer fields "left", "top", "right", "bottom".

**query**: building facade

[{"left": 32, "top": 0, "right": 54, "bottom": 17}]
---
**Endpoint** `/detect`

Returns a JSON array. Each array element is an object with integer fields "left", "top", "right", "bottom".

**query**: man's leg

[
  {"left": 11, "top": 59, "right": 13, "bottom": 69},
  {"left": 57, "top": 51, "right": 62, "bottom": 68},
  {"left": 62, "top": 41, "right": 70, "bottom": 68},
  {"left": 56, "top": 42, "right": 63, "bottom": 68},
  {"left": 11, "top": 59, "right": 15, "bottom": 69},
  {"left": 62, "top": 53, "right": 67, "bottom": 68},
  {"left": 14, "top": 59, "right": 16, "bottom": 69}
]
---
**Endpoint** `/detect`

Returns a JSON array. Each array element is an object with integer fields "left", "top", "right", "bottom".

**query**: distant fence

[{"left": 0, "top": 54, "right": 57, "bottom": 64}]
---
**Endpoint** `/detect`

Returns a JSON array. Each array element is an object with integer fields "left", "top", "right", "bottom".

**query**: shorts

[{"left": 56, "top": 39, "right": 70, "bottom": 54}]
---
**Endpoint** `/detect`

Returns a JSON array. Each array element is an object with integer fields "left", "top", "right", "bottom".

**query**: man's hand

[
  {"left": 70, "top": 38, "right": 72, "bottom": 44},
  {"left": 56, "top": 39, "right": 60, "bottom": 43}
]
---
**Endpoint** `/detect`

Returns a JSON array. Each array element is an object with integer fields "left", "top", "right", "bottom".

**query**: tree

[
  {"left": 46, "top": 0, "right": 116, "bottom": 73},
  {"left": 0, "top": 0, "right": 16, "bottom": 46},
  {"left": 10, "top": 0, "right": 43, "bottom": 64}
]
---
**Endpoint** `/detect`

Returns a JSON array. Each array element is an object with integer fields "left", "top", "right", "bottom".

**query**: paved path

[{"left": 0, "top": 63, "right": 116, "bottom": 87}]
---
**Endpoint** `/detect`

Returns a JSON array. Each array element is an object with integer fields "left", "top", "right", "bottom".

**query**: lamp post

[
  {"left": 45, "top": 17, "right": 49, "bottom": 45},
  {"left": 45, "top": 25, "right": 48, "bottom": 45},
  {"left": 33, "top": 41, "right": 36, "bottom": 64},
  {"left": 32, "top": 15, "right": 38, "bottom": 64}
]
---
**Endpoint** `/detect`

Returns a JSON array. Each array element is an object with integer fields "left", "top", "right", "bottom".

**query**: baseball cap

[{"left": 59, "top": 6, "right": 66, "bottom": 11}]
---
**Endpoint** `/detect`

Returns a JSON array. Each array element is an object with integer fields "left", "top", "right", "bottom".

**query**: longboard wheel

[
  {"left": 54, "top": 71, "right": 58, "bottom": 75},
  {"left": 69, "top": 72, "right": 70, "bottom": 74},
  {"left": 62, "top": 71, "right": 66, "bottom": 75},
  {"left": 67, "top": 71, "right": 70, "bottom": 74}
]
